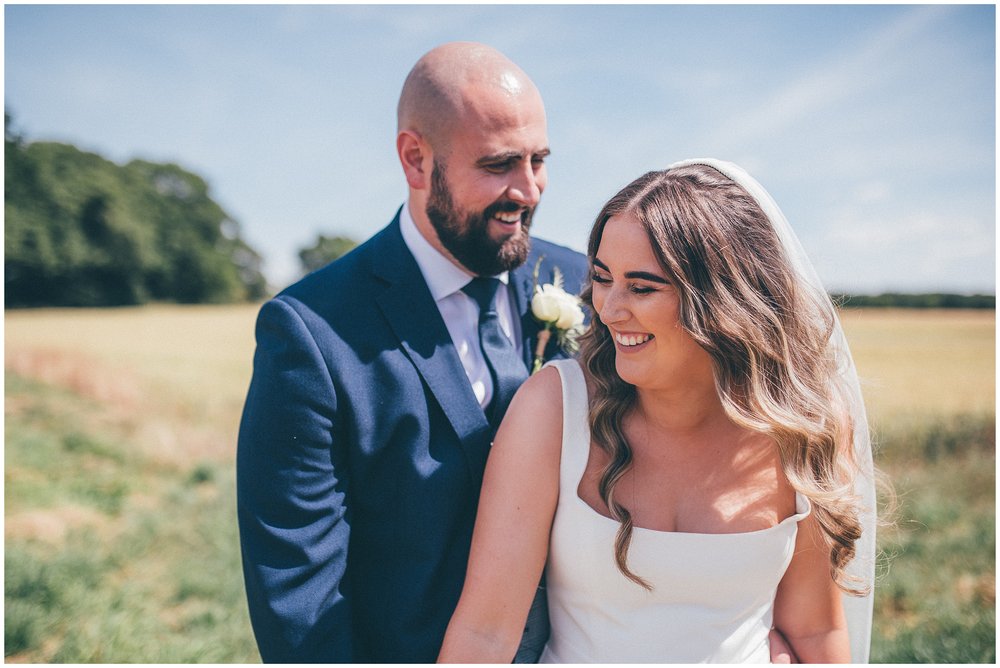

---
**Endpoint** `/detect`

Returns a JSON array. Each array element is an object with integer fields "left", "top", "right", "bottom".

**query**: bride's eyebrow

[
  {"left": 592, "top": 257, "right": 668, "bottom": 284},
  {"left": 626, "top": 270, "right": 669, "bottom": 284}
]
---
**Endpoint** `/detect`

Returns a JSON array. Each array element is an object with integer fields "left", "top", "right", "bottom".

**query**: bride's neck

[{"left": 632, "top": 380, "right": 728, "bottom": 435}]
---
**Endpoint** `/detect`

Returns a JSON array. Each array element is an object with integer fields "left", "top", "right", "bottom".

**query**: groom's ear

[{"left": 397, "top": 130, "right": 431, "bottom": 190}]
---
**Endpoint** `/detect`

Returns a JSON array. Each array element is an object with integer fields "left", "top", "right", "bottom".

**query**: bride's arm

[
  {"left": 437, "top": 366, "right": 564, "bottom": 663},
  {"left": 772, "top": 513, "right": 851, "bottom": 663}
]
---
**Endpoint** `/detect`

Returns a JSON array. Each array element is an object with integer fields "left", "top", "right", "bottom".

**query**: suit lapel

[
  {"left": 511, "top": 259, "right": 543, "bottom": 369},
  {"left": 371, "top": 217, "right": 492, "bottom": 472}
]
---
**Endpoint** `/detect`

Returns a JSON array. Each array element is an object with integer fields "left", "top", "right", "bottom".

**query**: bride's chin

[{"left": 614, "top": 360, "right": 644, "bottom": 386}]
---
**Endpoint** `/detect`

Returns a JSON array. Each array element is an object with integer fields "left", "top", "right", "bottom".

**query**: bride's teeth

[{"left": 615, "top": 332, "right": 651, "bottom": 347}]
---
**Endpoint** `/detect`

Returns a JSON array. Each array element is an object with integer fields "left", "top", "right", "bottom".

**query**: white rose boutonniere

[{"left": 530, "top": 258, "right": 586, "bottom": 373}]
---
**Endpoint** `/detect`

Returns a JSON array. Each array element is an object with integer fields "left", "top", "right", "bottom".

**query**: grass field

[{"left": 5, "top": 305, "right": 995, "bottom": 662}]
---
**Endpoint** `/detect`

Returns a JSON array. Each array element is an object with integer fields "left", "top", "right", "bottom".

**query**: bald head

[{"left": 397, "top": 42, "right": 543, "bottom": 155}]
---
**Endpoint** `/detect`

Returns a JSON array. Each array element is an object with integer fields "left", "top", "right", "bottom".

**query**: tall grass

[
  {"left": 5, "top": 306, "right": 995, "bottom": 662},
  {"left": 869, "top": 415, "right": 995, "bottom": 663},
  {"left": 5, "top": 372, "right": 257, "bottom": 662},
  {"left": 6, "top": 306, "right": 260, "bottom": 662},
  {"left": 840, "top": 308, "right": 995, "bottom": 663}
]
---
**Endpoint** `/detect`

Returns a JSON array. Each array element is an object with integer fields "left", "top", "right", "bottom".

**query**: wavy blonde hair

[{"left": 579, "top": 165, "right": 865, "bottom": 593}]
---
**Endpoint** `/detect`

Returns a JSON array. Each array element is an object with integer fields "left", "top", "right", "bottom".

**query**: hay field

[
  {"left": 842, "top": 308, "right": 995, "bottom": 421},
  {"left": 7, "top": 305, "right": 991, "bottom": 427},
  {"left": 5, "top": 305, "right": 995, "bottom": 662}
]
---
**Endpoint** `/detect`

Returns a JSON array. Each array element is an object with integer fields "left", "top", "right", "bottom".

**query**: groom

[{"left": 236, "top": 42, "right": 587, "bottom": 662}]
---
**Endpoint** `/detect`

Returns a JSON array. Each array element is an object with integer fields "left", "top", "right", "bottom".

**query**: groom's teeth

[{"left": 495, "top": 211, "right": 521, "bottom": 223}]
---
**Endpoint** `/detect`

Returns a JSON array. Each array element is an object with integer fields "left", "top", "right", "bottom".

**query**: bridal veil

[{"left": 667, "top": 158, "right": 877, "bottom": 663}]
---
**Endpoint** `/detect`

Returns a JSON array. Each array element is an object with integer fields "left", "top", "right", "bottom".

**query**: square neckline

[{"left": 548, "top": 358, "right": 810, "bottom": 537}]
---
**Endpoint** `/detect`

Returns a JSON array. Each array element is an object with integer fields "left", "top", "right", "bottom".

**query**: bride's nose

[{"left": 597, "top": 286, "right": 630, "bottom": 325}]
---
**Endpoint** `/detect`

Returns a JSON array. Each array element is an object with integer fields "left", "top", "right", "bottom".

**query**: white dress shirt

[{"left": 399, "top": 202, "right": 522, "bottom": 409}]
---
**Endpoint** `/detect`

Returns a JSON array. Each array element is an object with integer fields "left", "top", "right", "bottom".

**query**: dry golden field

[
  {"left": 6, "top": 305, "right": 993, "bottom": 429},
  {"left": 5, "top": 305, "right": 995, "bottom": 662},
  {"left": 842, "top": 308, "right": 995, "bottom": 421}
]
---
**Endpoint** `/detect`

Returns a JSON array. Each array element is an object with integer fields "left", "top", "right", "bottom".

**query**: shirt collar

[{"left": 399, "top": 201, "right": 509, "bottom": 302}]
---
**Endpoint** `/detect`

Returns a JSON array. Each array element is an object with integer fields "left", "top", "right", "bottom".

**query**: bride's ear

[{"left": 397, "top": 130, "right": 431, "bottom": 190}]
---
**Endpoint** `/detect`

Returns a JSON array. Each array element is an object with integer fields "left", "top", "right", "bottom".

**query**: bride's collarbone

[{"left": 579, "top": 436, "right": 793, "bottom": 534}]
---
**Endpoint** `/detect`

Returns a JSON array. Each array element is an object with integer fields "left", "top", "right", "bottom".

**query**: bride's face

[{"left": 591, "top": 213, "right": 714, "bottom": 390}]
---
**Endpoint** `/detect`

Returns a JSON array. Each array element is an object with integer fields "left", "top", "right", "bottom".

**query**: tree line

[
  {"left": 5, "top": 113, "right": 992, "bottom": 309},
  {"left": 5, "top": 113, "right": 267, "bottom": 307},
  {"left": 832, "top": 293, "right": 994, "bottom": 309}
]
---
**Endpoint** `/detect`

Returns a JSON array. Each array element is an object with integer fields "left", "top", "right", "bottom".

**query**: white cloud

[
  {"left": 710, "top": 5, "right": 956, "bottom": 149},
  {"left": 814, "top": 207, "right": 995, "bottom": 292},
  {"left": 853, "top": 182, "right": 892, "bottom": 204}
]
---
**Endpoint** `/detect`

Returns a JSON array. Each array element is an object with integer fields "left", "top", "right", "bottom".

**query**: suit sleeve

[{"left": 236, "top": 297, "right": 353, "bottom": 661}]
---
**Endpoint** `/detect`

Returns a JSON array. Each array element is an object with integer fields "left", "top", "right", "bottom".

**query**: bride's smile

[{"left": 591, "top": 213, "right": 714, "bottom": 391}]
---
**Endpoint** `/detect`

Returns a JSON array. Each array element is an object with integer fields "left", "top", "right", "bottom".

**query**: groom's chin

[{"left": 497, "top": 234, "right": 530, "bottom": 271}]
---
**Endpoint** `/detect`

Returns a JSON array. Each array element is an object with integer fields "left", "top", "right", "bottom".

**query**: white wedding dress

[
  {"left": 538, "top": 359, "right": 811, "bottom": 663},
  {"left": 535, "top": 159, "right": 874, "bottom": 663}
]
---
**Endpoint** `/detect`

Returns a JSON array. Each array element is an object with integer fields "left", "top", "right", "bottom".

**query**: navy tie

[{"left": 462, "top": 277, "right": 528, "bottom": 429}]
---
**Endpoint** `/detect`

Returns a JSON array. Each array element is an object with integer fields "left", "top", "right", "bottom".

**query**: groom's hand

[{"left": 769, "top": 627, "right": 798, "bottom": 663}]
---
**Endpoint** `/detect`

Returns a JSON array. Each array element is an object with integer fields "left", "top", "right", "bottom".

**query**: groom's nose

[{"left": 506, "top": 162, "right": 545, "bottom": 208}]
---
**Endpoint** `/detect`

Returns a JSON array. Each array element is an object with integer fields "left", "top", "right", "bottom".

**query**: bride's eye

[{"left": 591, "top": 272, "right": 611, "bottom": 284}]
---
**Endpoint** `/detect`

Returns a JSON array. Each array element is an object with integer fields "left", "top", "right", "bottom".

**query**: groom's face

[
  {"left": 426, "top": 159, "right": 535, "bottom": 277},
  {"left": 424, "top": 83, "right": 549, "bottom": 277}
]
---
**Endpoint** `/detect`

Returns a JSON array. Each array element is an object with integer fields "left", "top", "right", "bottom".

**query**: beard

[{"left": 425, "top": 160, "right": 533, "bottom": 276}]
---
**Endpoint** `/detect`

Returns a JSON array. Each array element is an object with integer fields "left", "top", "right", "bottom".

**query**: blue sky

[{"left": 5, "top": 4, "right": 995, "bottom": 293}]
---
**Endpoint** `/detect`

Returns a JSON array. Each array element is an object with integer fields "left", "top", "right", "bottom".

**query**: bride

[{"left": 438, "top": 159, "right": 878, "bottom": 663}]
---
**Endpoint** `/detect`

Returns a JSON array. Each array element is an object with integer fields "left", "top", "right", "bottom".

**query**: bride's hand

[{"left": 769, "top": 627, "right": 797, "bottom": 663}]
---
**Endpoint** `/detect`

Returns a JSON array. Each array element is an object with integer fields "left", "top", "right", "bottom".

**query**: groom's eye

[{"left": 482, "top": 159, "right": 514, "bottom": 173}]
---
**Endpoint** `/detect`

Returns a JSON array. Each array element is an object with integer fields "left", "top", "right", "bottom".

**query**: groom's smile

[
  {"left": 490, "top": 206, "right": 523, "bottom": 232},
  {"left": 485, "top": 200, "right": 530, "bottom": 238},
  {"left": 426, "top": 159, "right": 539, "bottom": 277}
]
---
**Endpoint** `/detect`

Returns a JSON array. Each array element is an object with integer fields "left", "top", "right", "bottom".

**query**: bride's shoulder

[
  {"left": 517, "top": 358, "right": 589, "bottom": 405},
  {"left": 495, "top": 365, "right": 566, "bottom": 454},
  {"left": 510, "top": 363, "right": 564, "bottom": 410}
]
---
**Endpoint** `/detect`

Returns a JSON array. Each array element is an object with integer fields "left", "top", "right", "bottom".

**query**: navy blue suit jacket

[{"left": 237, "top": 212, "right": 587, "bottom": 662}]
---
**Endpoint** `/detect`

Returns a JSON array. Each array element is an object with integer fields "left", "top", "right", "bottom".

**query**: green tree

[
  {"left": 298, "top": 234, "right": 358, "bottom": 275},
  {"left": 831, "top": 293, "right": 995, "bottom": 309},
  {"left": 4, "top": 114, "right": 267, "bottom": 307}
]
